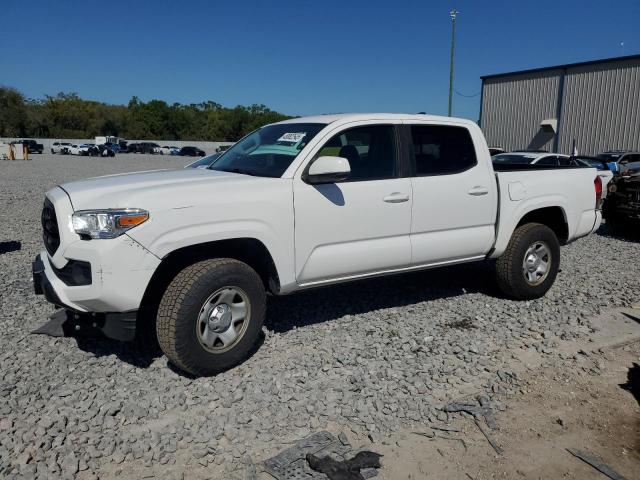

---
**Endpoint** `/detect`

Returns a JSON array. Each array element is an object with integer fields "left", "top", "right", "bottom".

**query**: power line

[{"left": 454, "top": 89, "right": 481, "bottom": 98}]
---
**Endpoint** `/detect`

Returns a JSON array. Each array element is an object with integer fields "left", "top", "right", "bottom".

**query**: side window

[
  {"left": 409, "top": 125, "right": 477, "bottom": 176},
  {"left": 315, "top": 125, "right": 397, "bottom": 182},
  {"left": 558, "top": 156, "right": 572, "bottom": 166},
  {"left": 536, "top": 156, "right": 558, "bottom": 166}
]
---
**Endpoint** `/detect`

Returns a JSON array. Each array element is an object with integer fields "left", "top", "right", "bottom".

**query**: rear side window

[
  {"left": 536, "top": 156, "right": 558, "bottom": 166},
  {"left": 409, "top": 125, "right": 477, "bottom": 176}
]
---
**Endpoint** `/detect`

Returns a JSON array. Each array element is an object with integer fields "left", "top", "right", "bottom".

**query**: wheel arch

[
  {"left": 515, "top": 206, "right": 569, "bottom": 244},
  {"left": 137, "top": 238, "right": 280, "bottom": 338},
  {"left": 491, "top": 204, "right": 570, "bottom": 258}
]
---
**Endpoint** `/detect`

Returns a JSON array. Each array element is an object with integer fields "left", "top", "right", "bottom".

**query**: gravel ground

[{"left": 1, "top": 154, "right": 639, "bottom": 479}]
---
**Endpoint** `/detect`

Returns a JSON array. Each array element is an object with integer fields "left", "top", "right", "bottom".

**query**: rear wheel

[
  {"left": 496, "top": 223, "right": 560, "bottom": 300},
  {"left": 156, "top": 258, "right": 265, "bottom": 376}
]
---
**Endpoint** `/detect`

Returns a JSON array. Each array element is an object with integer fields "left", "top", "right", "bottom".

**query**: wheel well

[
  {"left": 136, "top": 238, "right": 280, "bottom": 339},
  {"left": 516, "top": 207, "right": 568, "bottom": 244}
]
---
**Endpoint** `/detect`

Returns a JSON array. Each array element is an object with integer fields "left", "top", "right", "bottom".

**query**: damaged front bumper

[{"left": 33, "top": 254, "right": 139, "bottom": 341}]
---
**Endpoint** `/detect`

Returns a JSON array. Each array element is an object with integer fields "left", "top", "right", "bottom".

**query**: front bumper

[{"left": 33, "top": 254, "right": 138, "bottom": 341}]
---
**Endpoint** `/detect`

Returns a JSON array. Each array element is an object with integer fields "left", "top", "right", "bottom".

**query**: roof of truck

[{"left": 275, "top": 113, "right": 476, "bottom": 126}]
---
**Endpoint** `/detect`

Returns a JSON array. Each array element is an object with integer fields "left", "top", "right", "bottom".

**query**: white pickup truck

[{"left": 33, "top": 114, "right": 603, "bottom": 376}]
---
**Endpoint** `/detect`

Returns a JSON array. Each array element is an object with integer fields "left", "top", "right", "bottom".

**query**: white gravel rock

[{"left": 1, "top": 154, "right": 639, "bottom": 478}]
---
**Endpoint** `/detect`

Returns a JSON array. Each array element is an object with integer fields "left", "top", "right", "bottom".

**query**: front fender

[{"left": 128, "top": 209, "right": 296, "bottom": 293}]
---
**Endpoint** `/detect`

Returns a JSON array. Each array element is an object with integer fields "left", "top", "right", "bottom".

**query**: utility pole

[{"left": 448, "top": 9, "right": 459, "bottom": 117}]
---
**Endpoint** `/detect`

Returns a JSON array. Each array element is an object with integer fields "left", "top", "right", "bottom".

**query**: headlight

[{"left": 72, "top": 209, "right": 149, "bottom": 239}]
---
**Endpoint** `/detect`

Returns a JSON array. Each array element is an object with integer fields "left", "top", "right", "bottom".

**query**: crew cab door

[
  {"left": 404, "top": 122, "right": 497, "bottom": 264},
  {"left": 293, "top": 123, "right": 412, "bottom": 285}
]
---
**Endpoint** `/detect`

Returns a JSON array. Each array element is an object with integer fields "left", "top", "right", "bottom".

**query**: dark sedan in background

[{"left": 179, "top": 146, "right": 205, "bottom": 157}]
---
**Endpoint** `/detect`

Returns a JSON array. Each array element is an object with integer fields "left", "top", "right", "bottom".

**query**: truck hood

[{"left": 59, "top": 168, "right": 263, "bottom": 210}]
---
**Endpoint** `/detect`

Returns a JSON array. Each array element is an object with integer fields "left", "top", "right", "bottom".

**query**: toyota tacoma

[{"left": 33, "top": 114, "right": 603, "bottom": 376}]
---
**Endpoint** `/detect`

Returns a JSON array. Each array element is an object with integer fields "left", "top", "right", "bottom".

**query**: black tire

[
  {"left": 156, "top": 258, "right": 265, "bottom": 376},
  {"left": 51, "top": 149, "right": 54, "bottom": 154},
  {"left": 495, "top": 223, "right": 560, "bottom": 300}
]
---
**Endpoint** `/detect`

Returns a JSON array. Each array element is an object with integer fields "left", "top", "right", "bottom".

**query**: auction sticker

[{"left": 278, "top": 132, "right": 307, "bottom": 143}]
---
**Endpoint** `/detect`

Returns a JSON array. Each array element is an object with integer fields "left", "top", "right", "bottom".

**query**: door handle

[
  {"left": 383, "top": 193, "right": 410, "bottom": 203},
  {"left": 467, "top": 186, "right": 489, "bottom": 196}
]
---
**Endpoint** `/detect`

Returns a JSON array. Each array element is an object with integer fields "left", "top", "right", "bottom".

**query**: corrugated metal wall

[
  {"left": 559, "top": 57, "right": 640, "bottom": 154},
  {"left": 481, "top": 56, "right": 640, "bottom": 155},
  {"left": 480, "top": 69, "right": 561, "bottom": 151}
]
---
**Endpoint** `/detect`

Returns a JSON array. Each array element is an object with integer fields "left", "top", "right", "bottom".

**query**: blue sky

[{"left": 1, "top": 0, "right": 638, "bottom": 120}]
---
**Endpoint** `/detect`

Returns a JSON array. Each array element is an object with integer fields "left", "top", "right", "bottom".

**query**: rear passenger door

[{"left": 405, "top": 123, "right": 497, "bottom": 265}]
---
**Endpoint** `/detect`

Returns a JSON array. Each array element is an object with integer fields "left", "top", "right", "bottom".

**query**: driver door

[{"left": 293, "top": 124, "right": 412, "bottom": 285}]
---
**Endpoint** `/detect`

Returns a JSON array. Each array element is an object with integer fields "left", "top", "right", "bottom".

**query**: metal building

[{"left": 479, "top": 54, "right": 640, "bottom": 155}]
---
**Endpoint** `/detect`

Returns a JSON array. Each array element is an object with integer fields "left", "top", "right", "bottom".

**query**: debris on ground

[
  {"left": 566, "top": 448, "right": 628, "bottom": 480},
  {"left": 263, "top": 431, "right": 381, "bottom": 480},
  {"left": 307, "top": 451, "right": 383, "bottom": 480},
  {"left": 443, "top": 395, "right": 499, "bottom": 430}
]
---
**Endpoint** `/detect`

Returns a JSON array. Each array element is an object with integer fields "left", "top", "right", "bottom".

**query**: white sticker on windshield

[{"left": 278, "top": 132, "right": 307, "bottom": 143}]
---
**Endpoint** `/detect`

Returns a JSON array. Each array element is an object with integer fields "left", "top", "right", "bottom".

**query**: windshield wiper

[{"left": 220, "top": 167, "right": 258, "bottom": 176}]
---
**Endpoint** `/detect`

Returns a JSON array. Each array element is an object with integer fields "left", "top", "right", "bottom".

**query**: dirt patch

[{"left": 367, "top": 341, "right": 640, "bottom": 479}]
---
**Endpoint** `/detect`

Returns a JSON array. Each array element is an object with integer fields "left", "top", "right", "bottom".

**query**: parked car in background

[
  {"left": 51, "top": 142, "right": 72, "bottom": 154},
  {"left": 184, "top": 153, "right": 221, "bottom": 169},
  {"left": 492, "top": 152, "right": 573, "bottom": 166},
  {"left": 597, "top": 150, "right": 640, "bottom": 173},
  {"left": 215, "top": 145, "right": 231, "bottom": 153},
  {"left": 179, "top": 146, "right": 205, "bottom": 157},
  {"left": 69, "top": 144, "right": 93, "bottom": 156},
  {"left": 158, "top": 146, "right": 180, "bottom": 155},
  {"left": 92, "top": 144, "right": 116, "bottom": 157},
  {"left": 102, "top": 142, "right": 120, "bottom": 153},
  {"left": 12, "top": 139, "right": 44, "bottom": 154},
  {"left": 571, "top": 156, "right": 614, "bottom": 198},
  {"left": 603, "top": 170, "right": 640, "bottom": 234},
  {"left": 33, "top": 113, "right": 604, "bottom": 376},
  {"left": 136, "top": 142, "right": 160, "bottom": 154}
]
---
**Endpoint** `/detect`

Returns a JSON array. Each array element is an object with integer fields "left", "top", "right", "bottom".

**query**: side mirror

[{"left": 306, "top": 156, "right": 351, "bottom": 184}]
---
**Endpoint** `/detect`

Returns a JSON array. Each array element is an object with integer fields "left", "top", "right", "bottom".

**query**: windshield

[
  {"left": 209, "top": 123, "right": 326, "bottom": 178},
  {"left": 574, "top": 157, "right": 606, "bottom": 170},
  {"left": 492, "top": 154, "right": 535, "bottom": 164},
  {"left": 597, "top": 153, "right": 621, "bottom": 162},
  {"left": 186, "top": 153, "right": 220, "bottom": 169}
]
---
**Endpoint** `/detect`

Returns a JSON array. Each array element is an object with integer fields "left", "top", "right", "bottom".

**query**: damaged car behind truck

[{"left": 33, "top": 114, "right": 603, "bottom": 376}]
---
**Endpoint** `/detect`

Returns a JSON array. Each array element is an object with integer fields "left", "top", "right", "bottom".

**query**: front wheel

[
  {"left": 156, "top": 258, "right": 266, "bottom": 376},
  {"left": 495, "top": 223, "right": 560, "bottom": 300}
]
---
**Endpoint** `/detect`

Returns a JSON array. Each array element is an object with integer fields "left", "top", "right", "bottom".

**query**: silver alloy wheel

[
  {"left": 522, "top": 241, "right": 551, "bottom": 286},
  {"left": 196, "top": 286, "right": 250, "bottom": 353}
]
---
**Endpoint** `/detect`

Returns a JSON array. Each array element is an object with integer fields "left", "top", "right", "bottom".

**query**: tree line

[{"left": 0, "top": 86, "right": 291, "bottom": 141}]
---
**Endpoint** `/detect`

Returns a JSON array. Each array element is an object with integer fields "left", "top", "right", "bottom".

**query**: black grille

[{"left": 41, "top": 198, "right": 60, "bottom": 256}]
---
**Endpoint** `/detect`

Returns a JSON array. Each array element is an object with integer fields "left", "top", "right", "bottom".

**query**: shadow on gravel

[
  {"left": 620, "top": 362, "right": 640, "bottom": 406},
  {"left": 265, "top": 260, "right": 499, "bottom": 333},
  {"left": 595, "top": 224, "right": 640, "bottom": 242},
  {"left": 60, "top": 260, "right": 497, "bottom": 375},
  {"left": 0, "top": 240, "right": 21, "bottom": 255},
  {"left": 72, "top": 323, "right": 266, "bottom": 378}
]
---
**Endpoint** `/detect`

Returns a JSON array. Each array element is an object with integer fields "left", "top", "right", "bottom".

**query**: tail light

[{"left": 594, "top": 176, "right": 603, "bottom": 209}]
